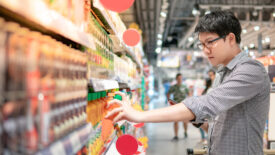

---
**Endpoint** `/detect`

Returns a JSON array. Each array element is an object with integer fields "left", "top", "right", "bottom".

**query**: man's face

[
  {"left": 198, "top": 32, "right": 233, "bottom": 66},
  {"left": 176, "top": 75, "right": 182, "bottom": 84}
]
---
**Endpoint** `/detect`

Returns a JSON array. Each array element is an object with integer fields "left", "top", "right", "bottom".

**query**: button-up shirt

[{"left": 183, "top": 51, "right": 270, "bottom": 155}]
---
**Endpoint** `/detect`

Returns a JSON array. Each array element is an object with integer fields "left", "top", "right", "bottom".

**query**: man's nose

[{"left": 202, "top": 46, "right": 211, "bottom": 55}]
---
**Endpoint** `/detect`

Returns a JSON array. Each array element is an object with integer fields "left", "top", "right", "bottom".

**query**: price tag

[
  {"left": 63, "top": 137, "right": 73, "bottom": 155},
  {"left": 50, "top": 141, "right": 66, "bottom": 155},
  {"left": 70, "top": 132, "right": 81, "bottom": 153}
]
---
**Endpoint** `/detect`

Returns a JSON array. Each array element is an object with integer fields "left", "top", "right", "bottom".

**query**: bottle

[
  {"left": 0, "top": 20, "right": 7, "bottom": 105},
  {"left": 25, "top": 98, "right": 39, "bottom": 153},
  {"left": 0, "top": 113, "right": 3, "bottom": 154}
]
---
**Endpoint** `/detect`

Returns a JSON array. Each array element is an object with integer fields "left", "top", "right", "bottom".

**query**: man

[
  {"left": 167, "top": 73, "right": 189, "bottom": 140},
  {"left": 106, "top": 11, "right": 270, "bottom": 155}
]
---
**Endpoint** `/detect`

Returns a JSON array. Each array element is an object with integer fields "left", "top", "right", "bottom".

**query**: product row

[
  {"left": 0, "top": 19, "right": 87, "bottom": 154},
  {"left": 42, "top": 0, "right": 114, "bottom": 52}
]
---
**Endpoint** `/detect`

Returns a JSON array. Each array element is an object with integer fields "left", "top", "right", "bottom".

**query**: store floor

[{"left": 145, "top": 93, "right": 204, "bottom": 155}]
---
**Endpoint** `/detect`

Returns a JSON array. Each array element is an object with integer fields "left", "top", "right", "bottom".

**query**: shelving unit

[
  {"left": 37, "top": 124, "right": 94, "bottom": 155},
  {"left": 88, "top": 78, "right": 119, "bottom": 92},
  {"left": 93, "top": 0, "right": 142, "bottom": 69},
  {"left": 0, "top": 0, "right": 96, "bottom": 50}
]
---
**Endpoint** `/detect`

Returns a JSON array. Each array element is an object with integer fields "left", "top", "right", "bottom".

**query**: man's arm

[
  {"left": 141, "top": 103, "right": 195, "bottom": 123},
  {"left": 106, "top": 92, "right": 195, "bottom": 123},
  {"left": 106, "top": 62, "right": 267, "bottom": 124}
]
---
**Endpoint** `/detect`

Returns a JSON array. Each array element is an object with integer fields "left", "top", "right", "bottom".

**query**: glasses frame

[{"left": 197, "top": 35, "right": 226, "bottom": 50}]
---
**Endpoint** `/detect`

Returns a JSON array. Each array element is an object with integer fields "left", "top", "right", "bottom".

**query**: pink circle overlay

[
  {"left": 123, "top": 29, "right": 141, "bottom": 46},
  {"left": 116, "top": 134, "right": 138, "bottom": 155},
  {"left": 99, "top": 0, "right": 135, "bottom": 13}
]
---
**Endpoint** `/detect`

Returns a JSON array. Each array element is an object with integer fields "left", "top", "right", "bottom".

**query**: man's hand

[{"left": 105, "top": 91, "right": 143, "bottom": 124}]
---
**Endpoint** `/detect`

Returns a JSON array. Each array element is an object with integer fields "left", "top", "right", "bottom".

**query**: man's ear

[{"left": 228, "top": 32, "right": 236, "bottom": 45}]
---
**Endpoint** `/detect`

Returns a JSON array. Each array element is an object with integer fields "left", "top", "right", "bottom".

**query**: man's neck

[{"left": 223, "top": 47, "right": 241, "bottom": 66}]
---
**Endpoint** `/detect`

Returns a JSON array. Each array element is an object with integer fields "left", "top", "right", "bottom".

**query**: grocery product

[{"left": 0, "top": 19, "right": 87, "bottom": 154}]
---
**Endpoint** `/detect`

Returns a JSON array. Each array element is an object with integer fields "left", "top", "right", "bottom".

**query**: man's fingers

[
  {"left": 107, "top": 99, "right": 123, "bottom": 108},
  {"left": 113, "top": 112, "right": 124, "bottom": 123},
  {"left": 105, "top": 107, "right": 123, "bottom": 118}
]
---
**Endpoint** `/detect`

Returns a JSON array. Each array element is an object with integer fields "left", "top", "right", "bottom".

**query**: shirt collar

[
  {"left": 217, "top": 51, "right": 246, "bottom": 73},
  {"left": 226, "top": 51, "right": 246, "bottom": 70}
]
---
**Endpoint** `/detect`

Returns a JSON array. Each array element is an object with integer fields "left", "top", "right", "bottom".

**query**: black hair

[
  {"left": 208, "top": 69, "right": 216, "bottom": 75},
  {"left": 195, "top": 10, "right": 242, "bottom": 44},
  {"left": 176, "top": 73, "right": 182, "bottom": 79},
  {"left": 202, "top": 78, "right": 212, "bottom": 95}
]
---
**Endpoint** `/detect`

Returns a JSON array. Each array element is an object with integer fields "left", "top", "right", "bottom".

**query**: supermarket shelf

[
  {"left": 93, "top": 0, "right": 125, "bottom": 40},
  {"left": 111, "top": 36, "right": 142, "bottom": 70},
  {"left": 118, "top": 82, "right": 129, "bottom": 89},
  {"left": 89, "top": 78, "right": 119, "bottom": 92},
  {"left": 93, "top": 0, "right": 142, "bottom": 69},
  {"left": 129, "top": 83, "right": 141, "bottom": 90},
  {"left": 105, "top": 135, "right": 146, "bottom": 155},
  {"left": 0, "top": 0, "right": 96, "bottom": 50},
  {"left": 103, "top": 132, "right": 117, "bottom": 155},
  {"left": 103, "top": 120, "right": 127, "bottom": 155},
  {"left": 118, "top": 82, "right": 141, "bottom": 90},
  {"left": 37, "top": 123, "right": 95, "bottom": 155},
  {"left": 104, "top": 136, "right": 118, "bottom": 155}
]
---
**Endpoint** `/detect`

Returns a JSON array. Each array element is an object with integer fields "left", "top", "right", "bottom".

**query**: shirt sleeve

[{"left": 183, "top": 62, "right": 268, "bottom": 123}]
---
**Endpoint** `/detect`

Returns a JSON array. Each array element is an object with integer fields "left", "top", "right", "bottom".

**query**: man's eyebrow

[
  {"left": 199, "top": 37, "right": 214, "bottom": 43},
  {"left": 205, "top": 37, "right": 214, "bottom": 42}
]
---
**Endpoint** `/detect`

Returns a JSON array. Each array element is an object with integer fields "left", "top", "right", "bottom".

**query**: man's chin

[{"left": 209, "top": 61, "right": 218, "bottom": 67}]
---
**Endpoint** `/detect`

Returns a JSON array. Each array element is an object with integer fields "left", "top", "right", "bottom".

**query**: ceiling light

[
  {"left": 242, "top": 29, "right": 247, "bottom": 34},
  {"left": 192, "top": 3, "right": 200, "bottom": 16},
  {"left": 249, "top": 43, "right": 255, "bottom": 48},
  {"left": 160, "top": 11, "right": 167, "bottom": 18},
  {"left": 273, "top": 11, "right": 275, "bottom": 17},
  {"left": 157, "top": 34, "right": 163, "bottom": 39},
  {"left": 188, "top": 37, "right": 194, "bottom": 42},
  {"left": 254, "top": 26, "right": 260, "bottom": 31},
  {"left": 157, "top": 40, "right": 163, "bottom": 46},
  {"left": 205, "top": 10, "right": 211, "bottom": 15},
  {"left": 244, "top": 46, "right": 248, "bottom": 50},
  {"left": 155, "top": 47, "right": 161, "bottom": 53},
  {"left": 192, "top": 9, "right": 198, "bottom": 16},
  {"left": 265, "top": 37, "right": 270, "bottom": 43},
  {"left": 252, "top": 10, "right": 258, "bottom": 16}
]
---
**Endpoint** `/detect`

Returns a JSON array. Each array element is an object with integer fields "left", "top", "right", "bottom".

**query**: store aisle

[{"left": 145, "top": 93, "right": 203, "bottom": 155}]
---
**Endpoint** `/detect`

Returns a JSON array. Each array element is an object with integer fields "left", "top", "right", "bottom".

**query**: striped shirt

[{"left": 183, "top": 52, "right": 270, "bottom": 155}]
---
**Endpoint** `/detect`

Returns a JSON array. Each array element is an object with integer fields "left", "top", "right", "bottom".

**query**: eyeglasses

[{"left": 197, "top": 35, "right": 226, "bottom": 50}]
